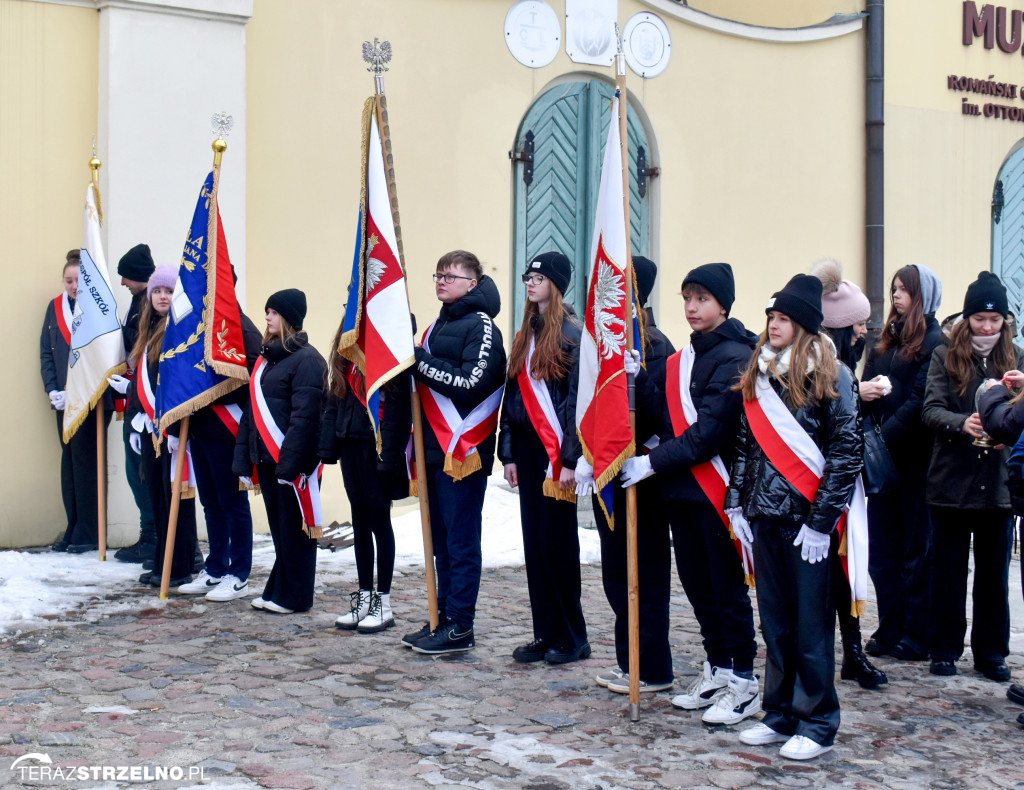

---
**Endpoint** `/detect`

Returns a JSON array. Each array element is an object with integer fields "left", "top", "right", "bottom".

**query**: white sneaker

[
  {"left": 251, "top": 597, "right": 266, "bottom": 610},
  {"left": 701, "top": 674, "right": 761, "bottom": 725},
  {"left": 205, "top": 575, "right": 249, "bottom": 602},
  {"left": 176, "top": 570, "right": 221, "bottom": 595},
  {"left": 779, "top": 734, "right": 833, "bottom": 760},
  {"left": 739, "top": 722, "right": 789, "bottom": 746},
  {"left": 335, "top": 589, "right": 372, "bottom": 630},
  {"left": 595, "top": 667, "right": 626, "bottom": 688},
  {"left": 262, "top": 600, "right": 295, "bottom": 614},
  {"left": 357, "top": 592, "right": 395, "bottom": 633},
  {"left": 671, "top": 662, "right": 732, "bottom": 709},
  {"left": 606, "top": 675, "right": 674, "bottom": 694}
]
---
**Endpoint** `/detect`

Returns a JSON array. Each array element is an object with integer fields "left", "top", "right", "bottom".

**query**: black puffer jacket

[
  {"left": 637, "top": 310, "right": 675, "bottom": 445},
  {"left": 122, "top": 290, "right": 147, "bottom": 356},
  {"left": 232, "top": 333, "right": 326, "bottom": 481},
  {"left": 979, "top": 384, "right": 1024, "bottom": 514},
  {"left": 497, "top": 307, "right": 582, "bottom": 468},
  {"left": 412, "top": 275, "right": 506, "bottom": 470},
  {"left": 40, "top": 295, "right": 72, "bottom": 394},
  {"left": 725, "top": 364, "right": 863, "bottom": 534},
  {"left": 638, "top": 317, "right": 757, "bottom": 503},
  {"left": 921, "top": 343, "right": 1024, "bottom": 509},
  {"left": 861, "top": 314, "right": 944, "bottom": 458}
]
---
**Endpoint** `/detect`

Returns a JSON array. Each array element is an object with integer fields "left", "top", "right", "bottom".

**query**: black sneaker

[
  {"left": 544, "top": 642, "right": 592, "bottom": 665},
  {"left": 512, "top": 639, "right": 550, "bottom": 663},
  {"left": 411, "top": 624, "right": 474, "bottom": 655},
  {"left": 401, "top": 619, "right": 447, "bottom": 648},
  {"left": 930, "top": 659, "right": 957, "bottom": 676},
  {"left": 1008, "top": 683, "right": 1024, "bottom": 706},
  {"left": 67, "top": 543, "right": 98, "bottom": 554},
  {"left": 115, "top": 541, "right": 155, "bottom": 564},
  {"left": 977, "top": 659, "right": 1011, "bottom": 682}
]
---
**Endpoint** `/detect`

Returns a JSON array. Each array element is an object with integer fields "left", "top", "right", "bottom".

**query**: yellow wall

[
  {"left": 886, "top": 1, "right": 1024, "bottom": 317},
  {"left": 688, "top": 0, "right": 862, "bottom": 28},
  {"left": 0, "top": 0, "right": 99, "bottom": 547}
]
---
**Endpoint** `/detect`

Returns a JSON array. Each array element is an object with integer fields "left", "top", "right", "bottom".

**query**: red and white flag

[{"left": 576, "top": 89, "right": 633, "bottom": 527}]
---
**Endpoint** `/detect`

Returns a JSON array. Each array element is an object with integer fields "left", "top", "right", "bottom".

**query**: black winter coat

[
  {"left": 725, "top": 364, "right": 864, "bottom": 535},
  {"left": 636, "top": 310, "right": 675, "bottom": 445},
  {"left": 979, "top": 383, "right": 1024, "bottom": 513},
  {"left": 497, "top": 307, "right": 582, "bottom": 469},
  {"left": 122, "top": 290, "right": 147, "bottom": 357},
  {"left": 412, "top": 275, "right": 506, "bottom": 470},
  {"left": 40, "top": 295, "right": 71, "bottom": 394},
  {"left": 232, "top": 333, "right": 327, "bottom": 481},
  {"left": 861, "top": 314, "right": 944, "bottom": 460},
  {"left": 921, "top": 343, "right": 1024, "bottom": 509},
  {"left": 637, "top": 317, "right": 757, "bottom": 503}
]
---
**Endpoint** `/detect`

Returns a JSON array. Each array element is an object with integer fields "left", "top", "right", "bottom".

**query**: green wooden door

[{"left": 512, "top": 80, "right": 652, "bottom": 326}]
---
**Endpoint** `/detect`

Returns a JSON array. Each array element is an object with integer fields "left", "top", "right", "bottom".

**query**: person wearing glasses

[
  {"left": 498, "top": 252, "right": 589, "bottom": 664},
  {"left": 402, "top": 250, "right": 507, "bottom": 655}
]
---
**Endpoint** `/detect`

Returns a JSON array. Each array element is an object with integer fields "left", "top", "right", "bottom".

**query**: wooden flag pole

[
  {"left": 369, "top": 44, "right": 439, "bottom": 630},
  {"left": 90, "top": 155, "right": 109, "bottom": 562},
  {"left": 616, "top": 44, "right": 642, "bottom": 723},
  {"left": 160, "top": 416, "right": 190, "bottom": 600}
]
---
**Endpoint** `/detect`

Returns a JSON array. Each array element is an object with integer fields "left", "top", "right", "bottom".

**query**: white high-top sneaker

[
  {"left": 334, "top": 590, "right": 372, "bottom": 630},
  {"left": 357, "top": 592, "right": 395, "bottom": 633},
  {"left": 671, "top": 661, "right": 732, "bottom": 710},
  {"left": 701, "top": 673, "right": 761, "bottom": 725}
]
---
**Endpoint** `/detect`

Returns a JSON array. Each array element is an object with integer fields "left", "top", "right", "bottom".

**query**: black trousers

[
  {"left": 339, "top": 439, "right": 395, "bottom": 594},
  {"left": 140, "top": 438, "right": 196, "bottom": 580},
  {"left": 514, "top": 432, "right": 587, "bottom": 651},
  {"left": 258, "top": 463, "right": 317, "bottom": 612},
  {"left": 670, "top": 501, "right": 757, "bottom": 672},
  {"left": 595, "top": 477, "right": 672, "bottom": 684},
  {"left": 191, "top": 431, "right": 253, "bottom": 581},
  {"left": 57, "top": 408, "right": 110, "bottom": 546},
  {"left": 753, "top": 519, "right": 840, "bottom": 747},
  {"left": 867, "top": 464, "right": 932, "bottom": 653},
  {"left": 929, "top": 506, "right": 1013, "bottom": 665}
]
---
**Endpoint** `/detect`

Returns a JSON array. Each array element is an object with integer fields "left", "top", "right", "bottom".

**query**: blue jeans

[
  {"left": 123, "top": 418, "right": 156, "bottom": 544},
  {"left": 427, "top": 464, "right": 487, "bottom": 630},
  {"left": 190, "top": 432, "right": 253, "bottom": 581}
]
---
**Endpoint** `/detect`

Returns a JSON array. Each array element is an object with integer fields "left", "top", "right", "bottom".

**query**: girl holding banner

[
  {"left": 726, "top": 274, "right": 863, "bottom": 761},
  {"left": 233, "top": 289, "right": 326, "bottom": 615},
  {"left": 124, "top": 264, "right": 198, "bottom": 587},
  {"left": 498, "top": 251, "right": 589, "bottom": 665}
]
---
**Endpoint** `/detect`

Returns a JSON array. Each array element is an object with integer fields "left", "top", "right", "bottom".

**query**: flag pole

[
  {"left": 90, "top": 151, "right": 108, "bottom": 562},
  {"left": 615, "top": 34, "right": 642, "bottom": 723},
  {"left": 366, "top": 39, "right": 440, "bottom": 631},
  {"left": 160, "top": 416, "right": 191, "bottom": 600}
]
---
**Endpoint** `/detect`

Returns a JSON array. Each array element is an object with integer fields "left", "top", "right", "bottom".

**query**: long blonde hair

[
  {"left": 738, "top": 321, "right": 840, "bottom": 409},
  {"left": 507, "top": 287, "right": 574, "bottom": 381},
  {"left": 262, "top": 316, "right": 300, "bottom": 349}
]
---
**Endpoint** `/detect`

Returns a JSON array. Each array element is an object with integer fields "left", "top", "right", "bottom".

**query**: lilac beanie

[
  {"left": 811, "top": 258, "right": 871, "bottom": 329},
  {"left": 147, "top": 264, "right": 178, "bottom": 298}
]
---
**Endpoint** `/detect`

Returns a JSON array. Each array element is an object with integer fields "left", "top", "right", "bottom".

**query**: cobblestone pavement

[{"left": 1, "top": 555, "right": 1022, "bottom": 790}]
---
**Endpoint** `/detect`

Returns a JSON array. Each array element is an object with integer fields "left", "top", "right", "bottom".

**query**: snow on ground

[{"left": 0, "top": 476, "right": 600, "bottom": 636}]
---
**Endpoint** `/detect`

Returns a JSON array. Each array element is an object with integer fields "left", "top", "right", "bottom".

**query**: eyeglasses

[
  {"left": 521, "top": 274, "right": 547, "bottom": 286},
  {"left": 432, "top": 273, "right": 474, "bottom": 284}
]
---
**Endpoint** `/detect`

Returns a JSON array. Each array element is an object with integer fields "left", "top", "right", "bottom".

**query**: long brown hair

[
  {"left": 130, "top": 298, "right": 167, "bottom": 370},
  {"left": 507, "top": 286, "right": 574, "bottom": 381},
  {"left": 875, "top": 265, "right": 926, "bottom": 360},
  {"left": 262, "top": 315, "right": 300, "bottom": 348},
  {"left": 326, "top": 319, "right": 364, "bottom": 400},
  {"left": 944, "top": 317, "right": 1017, "bottom": 396},
  {"left": 738, "top": 321, "right": 840, "bottom": 409}
]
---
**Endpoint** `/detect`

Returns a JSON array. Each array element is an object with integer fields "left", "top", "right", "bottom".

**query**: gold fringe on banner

[
  {"left": 542, "top": 478, "right": 577, "bottom": 503},
  {"left": 576, "top": 434, "right": 635, "bottom": 531},
  {"left": 409, "top": 479, "right": 419, "bottom": 498},
  {"left": 850, "top": 600, "right": 866, "bottom": 618},
  {"left": 180, "top": 488, "right": 196, "bottom": 501},
  {"left": 62, "top": 361, "right": 127, "bottom": 443},
  {"left": 745, "top": 573, "right": 756, "bottom": 589},
  {"left": 443, "top": 451, "right": 482, "bottom": 481},
  {"left": 303, "top": 524, "right": 324, "bottom": 539},
  {"left": 838, "top": 529, "right": 848, "bottom": 557}
]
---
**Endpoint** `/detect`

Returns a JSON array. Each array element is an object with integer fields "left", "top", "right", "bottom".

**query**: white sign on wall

[
  {"left": 623, "top": 12, "right": 672, "bottom": 79},
  {"left": 565, "top": 0, "right": 617, "bottom": 67},
  {"left": 505, "top": 1, "right": 561, "bottom": 69}
]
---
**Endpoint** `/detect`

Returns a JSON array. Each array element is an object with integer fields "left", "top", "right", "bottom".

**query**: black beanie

[
  {"left": 682, "top": 262, "right": 736, "bottom": 314},
  {"left": 767, "top": 274, "right": 824, "bottom": 334},
  {"left": 265, "top": 288, "right": 307, "bottom": 331},
  {"left": 633, "top": 256, "right": 657, "bottom": 306},
  {"left": 118, "top": 243, "right": 155, "bottom": 282},
  {"left": 962, "top": 271, "right": 1008, "bottom": 318},
  {"left": 526, "top": 251, "right": 572, "bottom": 295}
]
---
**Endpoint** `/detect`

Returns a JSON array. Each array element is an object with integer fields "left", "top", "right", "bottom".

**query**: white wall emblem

[
  {"left": 504, "top": 1, "right": 561, "bottom": 69},
  {"left": 566, "top": 0, "right": 616, "bottom": 67},
  {"left": 623, "top": 12, "right": 672, "bottom": 79}
]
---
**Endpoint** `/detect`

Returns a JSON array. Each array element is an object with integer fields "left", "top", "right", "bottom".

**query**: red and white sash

[
  {"left": 54, "top": 293, "right": 73, "bottom": 346},
  {"left": 212, "top": 403, "right": 260, "bottom": 492},
  {"left": 743, "top": 374, "right": 869, "bottom": 615},
  {"left": 417, "top": 321, "right": 504, "bottom": 481},
  {"left": 517, "top": 337, "right": 575, "bottom": 502},
  {"left": 666, "top": 347, "right": 753, "bottom": 586},
  {"left": 250, "top": 356, "right": 324, "bottom": 536},
  {"left": 138, "top": 349, "right": 157, "bottom": 425}
]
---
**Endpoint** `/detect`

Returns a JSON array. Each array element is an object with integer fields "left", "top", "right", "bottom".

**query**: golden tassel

[
  {"left": 443, "top": 452, "right": 482, "bottom": 481},
  {"left": 303, "top": 524, "right": 324, "bottom": 539},
  {"left": 542, "top": 478, "right": 577, "bottom": 503},
  {"left": 409, "top": 479, "right": 419, "bottom": 498},
  {"left": 745, "top": 573, "right": 756, "bottom": 589},
  {"left": 851, "top": 600, "right": 866, "bottom": 618},
  {"left": 838, "top": 529, "right": 849, "bottom": 557}
]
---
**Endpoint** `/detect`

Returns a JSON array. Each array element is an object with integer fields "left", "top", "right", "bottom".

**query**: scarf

[{"left": 971, "top": 333, "right": 1000, "bottom": 357}]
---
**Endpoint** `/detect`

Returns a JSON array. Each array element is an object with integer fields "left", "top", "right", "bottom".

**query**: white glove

[
  {"left": 277, "top": 478, "right": 292, "bottom": 486},
  {"left": 48, "top": 390, "right": 60, "bottom": 408},
  {"left": 129, "top": 432, "right": 142, "bottom": 455},
  {"left": 239, "top": 476, "right": 252, "bottom": 488},
  {"left": 167, "top": 434, "right": 180, "bottom": 453},
  {"left": 575, "top": 455, "right": 595, "bottom": 496},
  {"left": 107, "top": 374, "right": 130, "bottom": 395},
  {"left": 624, "top": 348, "right": 641, "bottom": 376},
  {"left": 51, "top": 391, "right": 66, "bottom": 411},
  {"left": 793, "top": 524, "right": 830, "bottom": 564},
  {"left": 620, "top": 455, "right": 654, "bottom": 487},
  {"left": 725, "top": 507, "right": 753, "bottom": 549},
  {"left": 131, "top": 412, "right": 147, "bottom": 432}
]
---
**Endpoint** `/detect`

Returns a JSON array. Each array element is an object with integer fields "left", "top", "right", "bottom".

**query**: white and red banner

[
  {"left": 518, "top": 337, "right": 576, "bottom": 502},
  {"left": 417, "top": 322, "right": 503, "bottom": 481},
  {"left": 576, "top": 89, "right": 633, "bottom": 527},
  {"left": 667, "top": 347, "right": 754, "bottom": 586},
  {"left": 743, "top": 374, "right": 869, "bottom": 614},
  {"left": 250, "top": 356, "right": 325, "bottom": 537}
]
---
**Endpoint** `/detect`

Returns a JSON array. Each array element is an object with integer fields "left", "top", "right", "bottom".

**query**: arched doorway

[
  {"left": 992, "top": 141, "right": 1024, "bottom": 345},
  {"left": 510, "top": 78, "right": 657, "bottom": 325}
]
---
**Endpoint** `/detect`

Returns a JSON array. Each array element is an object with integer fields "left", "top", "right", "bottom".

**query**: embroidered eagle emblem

[
  {"left": 365, "top": 234, "right": 387, "bottom": 294},
  {"left": 594, "top": 261, "right": 627, "bottom": 360}
]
